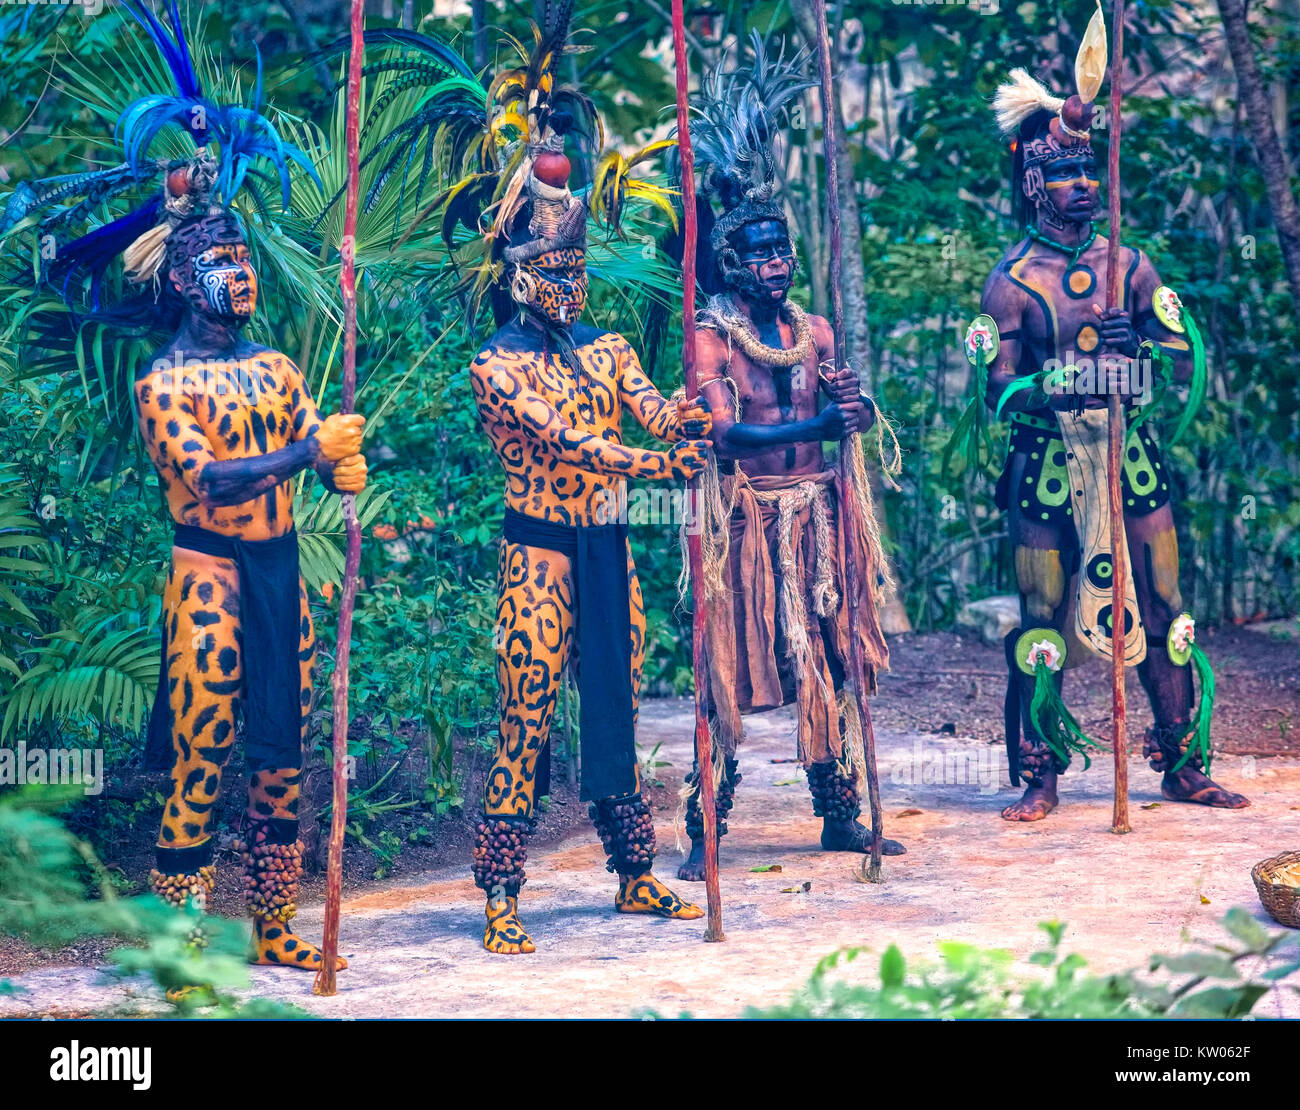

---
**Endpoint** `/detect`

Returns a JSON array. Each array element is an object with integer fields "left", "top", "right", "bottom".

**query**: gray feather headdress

[{"left": 688, "top": 32, "right": 814, "bottom": 251}]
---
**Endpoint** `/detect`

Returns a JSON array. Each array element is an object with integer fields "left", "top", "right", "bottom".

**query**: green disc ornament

[
  {"left": 1015, "top": 627, "right": 1068, "bottom": 675},
  {"left": 1166, "top": 613, "right": 1196, "bottom": 666},
  {"left": 964, "top": 314, "right": 1000, "bottom": 367},
  {"left": 1152, "top": 285, "right": 1186, "bottom": 334}
]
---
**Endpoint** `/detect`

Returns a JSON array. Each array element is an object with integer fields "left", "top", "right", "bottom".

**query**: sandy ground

[{"left": 2, "top": 697, "right": 1298, "bottom": 1019}]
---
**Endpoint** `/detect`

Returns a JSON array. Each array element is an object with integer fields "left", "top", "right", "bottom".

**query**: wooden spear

[
  {"left": 1104, "top": 0, "right": 1131, "bottom": 835},
  {"left": 313, "top": 0, "right": 365, "bottom": 995},
  {"left": 810, "top": 0, "right": 886, "bottom": 882},
  {"left": 670, "top": 0, "right": 724, "bottom": 942}
]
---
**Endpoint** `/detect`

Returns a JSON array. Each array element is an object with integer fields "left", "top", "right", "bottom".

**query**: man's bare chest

[
  {"left": 1009, "top": 257, "right": 1119, "bottom": 360},
  {"left": 522, "top": 349, "right": 620, "bottom": 434},
  {"left": 735, "top": 354, "right": 820, "bottom": 423},
  {"left": 185, "top": 360, "right": 295, "bottom": 457}
]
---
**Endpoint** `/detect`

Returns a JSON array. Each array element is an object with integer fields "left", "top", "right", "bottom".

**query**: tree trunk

[
  {"left": 790, "top": 0, "right": 910, "bottom": 634},
  {"left": 472, "top": 0, "right": 489, "bottom": 73},
  {"left": 1216, "top": 0, "right": 1300, "bottom": 307},
  {"left": 790, "top": 0, "right": 874, "bottom": 384},
  {"left": 789, "top": 89, "right": 828, "bottom": 318},
  {"left": 280, "top": 0, "right": 333, "bottom": 90}
]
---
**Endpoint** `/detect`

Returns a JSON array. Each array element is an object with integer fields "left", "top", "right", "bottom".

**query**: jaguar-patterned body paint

[
  {"left": 135, "top": 212, "right": 367, "bottom": 973},
  {"left": 150, "top": 547, "right": 314, "bottom": 851},
  {"left": 514, "top": 246, "right": 588, "bottom": 326},
  {"left": 486, "top": 537, "right": 646, "bottom": 819},
  {"left": 136, "top": 347, "right": 326, "bottom": 540},
  {"left": 192, "top": 241, "right": 258, "bottom": 318},
  {"left": 471, "top": 322, "right": 703, "bottom": 526},
  {"left": 469, "top": 318, "right": 708, "bottom": 952}
]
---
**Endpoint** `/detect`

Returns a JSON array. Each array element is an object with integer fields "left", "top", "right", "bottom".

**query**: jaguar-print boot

[
  {"left": 807, "top": 762, "right": 906, "bottom": 854},
  {"left": 150, "top": 848, "right": 218, "bottom": 1004},
  {"left": 676, "top": 758, "right": 740, "bottom": 882},
  {"left": 473, "top": 813, "right": 536, "bottom": 954},
  {"left": 1144, "top": 723, "right": 1249, "bottom": 809},
  {"left": 236, "top": 818, "right": 347, "bottom": 971},
  {"left": 590, "top": 792, "right": 704, "bottom": 919}
]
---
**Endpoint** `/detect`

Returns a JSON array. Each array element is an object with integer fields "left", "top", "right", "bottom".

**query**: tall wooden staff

[
  {"left": 1104, "top": 0, "right": 1131, "bottom": 835},
  {"left": 314, "top": 0, "right": 365, "bottom": 996},
  {"left": 810, "top": 0, "right": 886, "bottom": 882},
  {"left": 670, "top": 0, "right": 724, "bottom": 942}
]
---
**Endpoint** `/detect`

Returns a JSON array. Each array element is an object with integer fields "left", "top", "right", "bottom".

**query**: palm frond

[
  {"left": 0, "top": 465, "right": 51, "bottom": 681},
  {"left": 0, "top": 603, "right": 160, "bottom": 741},
  {"left": 296, "top": 483, "right": 391, "bottom": 593}
]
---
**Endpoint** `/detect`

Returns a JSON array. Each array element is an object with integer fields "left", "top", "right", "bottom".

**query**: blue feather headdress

[{"left": 1, "top": 0, "right": 318, "bottom": 309}]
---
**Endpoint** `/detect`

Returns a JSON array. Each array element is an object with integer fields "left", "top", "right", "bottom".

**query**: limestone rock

[{"left": 955, "top": 595, "right": 1021, "bottom": 646}]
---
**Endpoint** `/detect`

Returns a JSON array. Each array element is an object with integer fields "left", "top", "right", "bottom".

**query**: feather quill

[
  {"left": 688, "top": 31, "right": 814, "bottom": 209},
  {"left": 1075, "top": 3, "right": 1109, "bottom": 105}
]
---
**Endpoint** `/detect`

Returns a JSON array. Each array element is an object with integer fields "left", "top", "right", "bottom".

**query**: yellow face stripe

[{"left": 1045, "top": 176, "right": 1099, "bottom": 190}]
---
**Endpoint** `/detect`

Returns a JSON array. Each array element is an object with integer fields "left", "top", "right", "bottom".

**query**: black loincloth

[
  {"left": 997, "top": 410, "right": 1171, "bottom": 530},
  {"left": 501, "top": 507, "right": 637, "bottom": 803},
  {"left": 146, "top": 525, "right": 304, "bottom": 773}
]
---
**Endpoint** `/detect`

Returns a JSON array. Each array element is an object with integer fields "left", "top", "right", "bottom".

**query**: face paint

[
  {"left": 1041, "top": 151, "right": 1100, "bottom": 222},
  {"left": 167, "top": 214, "right": 258, "bottom": 322},
  {"left": 1025, "top": 146, "right": 1099, "bottom": 229},
  {"left": 724, "top": 219, "right": 795, "bottom": 306},
  {"left": 515, "top": 246, "right": 588, "bottom": 326},
  {"left": 193, "top": 243, "right": 258, "bottom": 319}
]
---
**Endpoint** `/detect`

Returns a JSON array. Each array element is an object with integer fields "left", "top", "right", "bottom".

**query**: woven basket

[{"left": 1252, "top": 850, "right": 1300, "bottom": 929}]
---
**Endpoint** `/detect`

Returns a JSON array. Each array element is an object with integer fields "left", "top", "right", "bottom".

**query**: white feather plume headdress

[
  {"left": 993, "top": 69, "right": 1066, "bottom": 137},
  {"left": 993, "top": 3, "right": 1108, "bottom": 139}
]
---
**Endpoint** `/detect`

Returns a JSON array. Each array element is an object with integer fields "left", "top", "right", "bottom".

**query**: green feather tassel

[
  {"left": 1172, "top": 642, "right": 1215, "bottom": 772},
  {"left": 941, "top": 357, "right": 995, "bottom": 476},
  {"left": 1168, "top": 310, "right": 1207, "bottom": 447},
  {"left": 994, "top": 364, "right": 1071, "bottom": 422},
  {"left": 995, "top": 373, "right": 1043, "bottom": 421},
  {"left": 1028, "top": 660, "right": 1104, "bottom": 769},
  {"left": 1128, "top": 342, "right": 1174, "bottom": 435}
]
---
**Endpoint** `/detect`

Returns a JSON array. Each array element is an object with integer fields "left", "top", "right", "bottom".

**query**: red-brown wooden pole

[
  {"left": 314, "top": 0, "right": 365, "bottom": 995},
  {"left": 671, "top": 0, "right": 723, "bottom": 941},
  {"left": 1105, "top": 0, "right": 1131, "bottom": 835},
  {"left": 811, "top": 0, "right": 885, "bottom": 882}
]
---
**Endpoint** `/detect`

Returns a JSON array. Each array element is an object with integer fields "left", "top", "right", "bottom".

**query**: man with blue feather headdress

[{"left": 2, "top": 1, "right": 367, "bottom": 991}]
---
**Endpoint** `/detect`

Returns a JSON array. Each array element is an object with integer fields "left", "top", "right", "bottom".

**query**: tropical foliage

[
  {"left": 0, "top": 786, "right": 307, "bottom": 1015},
  {"left": 734, "top": 911, "right": 1300, "bottom": 1019},
  {"left": 0, "top": 0, "right": 1295, "bottom": 875}
]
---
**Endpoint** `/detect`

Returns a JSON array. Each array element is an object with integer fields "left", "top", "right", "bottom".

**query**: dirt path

[{"left": 3, "top": 697, "right": 1298, "bottom": 1018}]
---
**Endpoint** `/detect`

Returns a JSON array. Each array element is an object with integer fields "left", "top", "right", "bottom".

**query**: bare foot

[
  {"left": 483, "top": 895, "right": 535, "bottom": 954},
  {"left": 616, "top": 872, "right": 704, "bottom": 919},
  {"left": 1001, "top": 781, "right": 1058, "bottom": 821},
  {"left": 251, "top": 917, "right": 348, "bottom": 970},
  {"left": 1161, "top": 766, "right": 1250, "bottom": 809},
  {"left": 676, "top": 839, "right": 708, "bottom": 882},
  {"left": 820, "top": 819, "right": 907, "bottom": 855}
]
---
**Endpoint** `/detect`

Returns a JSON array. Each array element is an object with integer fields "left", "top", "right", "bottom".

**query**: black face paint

[{"left": 723, "top": 219, "right": 795, "bottom": 306}]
